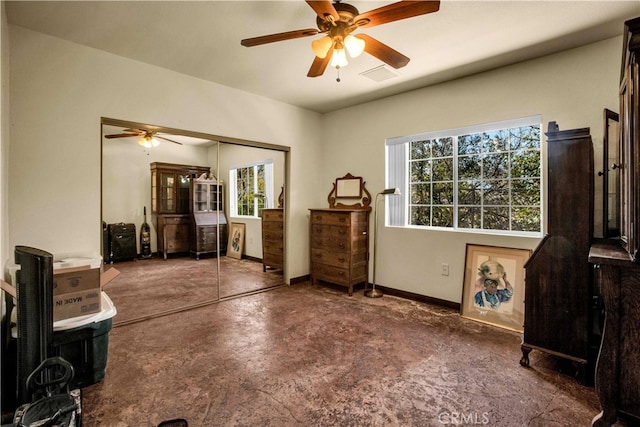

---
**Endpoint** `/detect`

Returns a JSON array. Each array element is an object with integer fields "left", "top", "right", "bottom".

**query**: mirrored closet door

[{"left": 101, "top": 118, "right": 287, "bottom": 325}]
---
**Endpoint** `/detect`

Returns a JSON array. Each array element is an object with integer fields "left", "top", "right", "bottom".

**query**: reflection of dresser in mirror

[
  {"left": 261, "top": 187, "right": 284, "bottom": 272},
  {"left": 150, "top": 162, "right": 210, "bottom": 259},
  {"left": 190, "top": 173, "right": 228, "bottom": 260}
]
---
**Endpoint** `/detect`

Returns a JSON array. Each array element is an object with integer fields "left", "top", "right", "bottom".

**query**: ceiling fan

[
  {"left": 104, "top": 129, "right": 183, "bottom": 148},
  {"left": 241, "top": 0, "right": 440, "bottom": 78}
]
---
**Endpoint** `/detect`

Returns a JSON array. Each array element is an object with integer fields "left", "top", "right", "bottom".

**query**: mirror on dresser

[{"left": 101, "top": 117, "right": 287, "bottom": 325}]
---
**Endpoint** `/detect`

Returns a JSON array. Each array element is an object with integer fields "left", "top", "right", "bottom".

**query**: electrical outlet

[{"left": 441, "top": 263, "right": 449, "bottom": 276}]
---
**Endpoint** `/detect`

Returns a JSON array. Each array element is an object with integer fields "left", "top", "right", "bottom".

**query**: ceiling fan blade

[
  {"left": 104, "top": 133, "right": 138, "bottom": 139},
  {"left": 241, "top": 29, "right": 319, "bottom": 47},
  {"left": 355, "top": 1, "right": 440, "bottom": 28},
  {"left": 356, "top": 34, "right": 410, "bottom": 69},
  {"left": 156, "top": 135, "right": 183, "bottom": 145},
  {"left": 307, "top": 50, "right": 333, "bottom": 77},
  {"left": 305, "top": 0, "right": 340, "bottom": 22}
]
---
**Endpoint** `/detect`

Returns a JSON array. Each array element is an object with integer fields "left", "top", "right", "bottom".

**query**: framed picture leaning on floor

[
  {"left": 461, "top": 244, "right": 531, "bottom": 332},
  {"left": 227, "top": 222, "right": 245, "bottom": 259}
]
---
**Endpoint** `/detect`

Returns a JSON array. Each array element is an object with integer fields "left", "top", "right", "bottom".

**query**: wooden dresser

[
  {"left": 309, "top": 208, "right": 369, "bottom": 296},
  {"left": 261, "top": 208, "right": 284, "bottom": 271}
]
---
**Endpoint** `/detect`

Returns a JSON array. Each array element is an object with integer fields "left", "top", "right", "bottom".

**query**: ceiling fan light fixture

[
  {"left": 138, "top": 136, "right": 159, "bottom": 148},
  {"left": 311, "top": 35, "right": 333, "bottom": 59},
  {"left": 330, "top": 48, "right": 348, "bottom": 68},
  {"left": 344, "top": 34, "right": 365, "bottom": 58}
]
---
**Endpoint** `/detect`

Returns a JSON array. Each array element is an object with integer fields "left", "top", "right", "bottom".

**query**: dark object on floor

[
  {"left": 52, "top": 318, "right": 113, "bottom": 389},
  {"left": 108, "top": 223, "right": 137, "bottom": 262},
  {"left": 158, "top": 419, "right": 188, "bottom": 427},
  {"left": 13, "top": 357, "right": 81, "bottom": 427},
  {"left": 14, "top": 246, "right": 54, "bottom": 407}
]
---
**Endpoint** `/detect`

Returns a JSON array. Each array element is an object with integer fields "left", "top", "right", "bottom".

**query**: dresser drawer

[
  {"left": 262, "top": 221, "right": 284, "bottom": 234},
  {"left": 311, "top": 233, "right": 351, "bottom": 252},
  {"left": 262, "top": 209, "right": 284, "bottom": 222},
  {"left": 197, "top": 226, "right": 221, "bottom": 241},
  {"left": 263, "top": 253, "right": 283, "bottom": 269},
  {"left": 311, "top": 210, "right": 351, "bottom": 226},
  {"left": 263, "top": 239, "right": 283, "bottom": 254},
  {"left": 311, "top": 248, "right": 350, "bottom": 269},
  {"left": 311, "top": 263, "right": 350, "bottom": 286},
  {"left": 162, "top": 216, "right": 190, "bottom": 225}
]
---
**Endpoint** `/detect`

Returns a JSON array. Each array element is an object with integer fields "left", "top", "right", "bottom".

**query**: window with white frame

[
  {"left": 229, "top": 160, "right": 274, "bottom": 217},
  {"left": 386, "top": 116, "right": 542, "bottom": 235}
]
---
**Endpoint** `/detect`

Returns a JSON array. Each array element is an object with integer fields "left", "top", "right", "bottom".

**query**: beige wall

[
  {"left": 3, "top": 22, "right": 622, "bottom": 303},
  {"left": 6, "top": 25, "right": 323, "bottom": 281},
  {"left": 321, "top": 37, "right": 621, "bottom": 302}
]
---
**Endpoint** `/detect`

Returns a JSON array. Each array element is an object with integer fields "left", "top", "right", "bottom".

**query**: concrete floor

[{"left": 81, "top": 281, "right": 602, "bottom": 426}]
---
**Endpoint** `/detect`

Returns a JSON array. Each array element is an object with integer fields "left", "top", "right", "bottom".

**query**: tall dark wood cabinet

[
  {"left": 520, "top": 123, "right": 597, "bottom": 383},
  {"left": 589, "top": 17, "right": 640, "bottom": 427},
  {"left": 190, "top": 174, "right": 227, "bottom": 260},
  {"left": 150, "top": 162, "right": 210, "bottom": 259}
]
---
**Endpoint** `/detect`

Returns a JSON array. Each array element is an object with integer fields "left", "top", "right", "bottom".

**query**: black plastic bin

[{"left": 51, "top": 317, "right": 112, "bottom": 390}]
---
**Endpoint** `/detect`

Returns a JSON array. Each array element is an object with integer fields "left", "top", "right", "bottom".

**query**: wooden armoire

[
  {"left": 588, "top": 17, "right": 640, "bottom": 427},
  {"left": 520, "top": 123, "right": 598, "bottom": 384},
  {"left": 150, "top": 162, "right": 210, "bottom": 259}
]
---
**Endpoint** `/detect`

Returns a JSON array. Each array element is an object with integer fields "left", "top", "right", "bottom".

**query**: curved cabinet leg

[
  {"left": 591, "top": 264, "right": 621, "bottom": 427},
  {"left": 520, "top": 345, "right": 531, "bottom": 367}
]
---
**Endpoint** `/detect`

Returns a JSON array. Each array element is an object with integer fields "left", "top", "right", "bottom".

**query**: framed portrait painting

[
  {"left": 227, "top": 223, "right": 245, "bottom": 260},
  {"left": 461, "top": 244, "right": 531, "bottom": 332}
]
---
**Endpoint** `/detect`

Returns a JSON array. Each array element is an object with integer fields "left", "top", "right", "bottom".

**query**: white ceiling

[{"left": 5, "top": 1, "right": 640, "bottom": 113}]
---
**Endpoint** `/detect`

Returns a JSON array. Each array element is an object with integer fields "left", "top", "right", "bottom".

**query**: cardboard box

[
  {"left": 53, "top": 267, "right": 100, "bottom": 295},
  {"left": 7, "top": 256, "right": 119, "bottom": 322},
  {"left": 53, "top": 288, "right": 102, "bottom": 322},
  {"left": 53, "top": 265, "right": 101, "bottom": 321}
]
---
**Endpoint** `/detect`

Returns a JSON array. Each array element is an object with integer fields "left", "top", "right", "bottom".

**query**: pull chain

[{"left": 336, "top": 65, "right": 341, "bottom": 83}]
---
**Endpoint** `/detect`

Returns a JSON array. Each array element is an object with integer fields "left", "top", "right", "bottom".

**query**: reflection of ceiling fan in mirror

[
  {"left": 104, "top": 128, "right": 183, "bottom": 148},
  {"left": 241, "top": 0, "right": 440, "bottom": 78}
]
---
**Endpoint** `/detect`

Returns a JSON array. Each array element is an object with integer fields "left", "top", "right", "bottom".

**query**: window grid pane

[
  {"left": 408, "top": 125, "right": 540, "bottom": 233},
  {"left": 236, "top": 166, "right": 255, "bottom": 216}
]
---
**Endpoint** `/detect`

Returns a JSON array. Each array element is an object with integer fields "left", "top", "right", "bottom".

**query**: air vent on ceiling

[{"left": 359, "top": 65, "right": 399, "bottom": 82}]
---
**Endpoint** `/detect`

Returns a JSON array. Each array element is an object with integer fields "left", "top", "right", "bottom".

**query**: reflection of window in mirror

[
  {"left": 229, "top": 160, "right": 274, "bottom": 217},
  {"left": 602, "top": 108, "right": 620, "bottom": 238}
]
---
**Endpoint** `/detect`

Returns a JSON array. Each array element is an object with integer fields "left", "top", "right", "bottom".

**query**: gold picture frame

[
  {"left": 461, "top": 244, "right": 531, "bottom": 332},
  {"left": 227, "top": 223, "right": 245, "bottom": 259}
]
